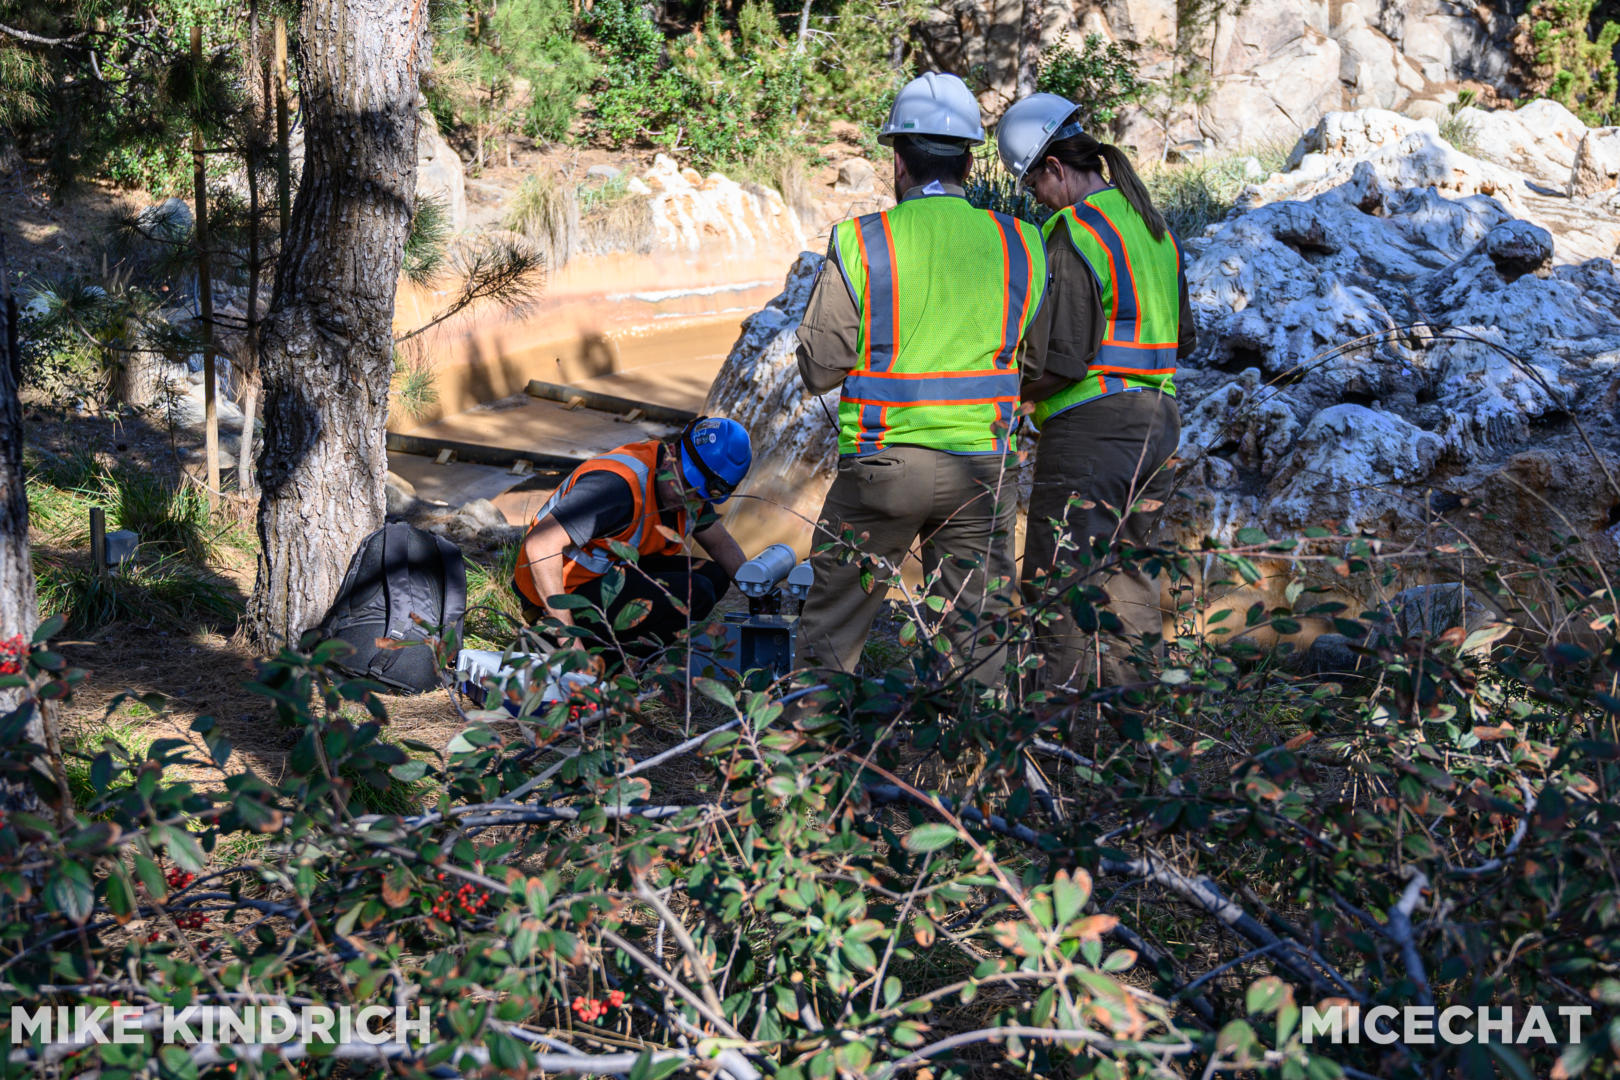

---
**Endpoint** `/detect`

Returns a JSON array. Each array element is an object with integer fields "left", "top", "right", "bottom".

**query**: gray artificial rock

[
  {"left": 417, "top": 109, "right": 467, "bottom": 233},
  {"left": 586, "top": 164, "right": 623, "bottom": 181},
  {"left": 385, "top": 471, "right": 418, "bottom": 517},
  {"left": 457, "top": 498, "right": 508, "bottom": 532},
  {"left": 835, "top": 158, "right": 878, "bottom": 194}
]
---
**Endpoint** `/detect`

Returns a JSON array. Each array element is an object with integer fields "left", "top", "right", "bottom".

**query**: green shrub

[
  {"left": 6, "top": 526, "right": 1620, "bottom": 1079},
  {"left": 1516, "top": 0, "right": 1620, "bottom": 125},
  {"left": 1035, "top": 33, "right": 1146, "bottom": 132},
  {"left": 427, "top": 0, "right": 596, "bottom": 156},
  {"left": 586, "top": 0, "right": 811, "bottom": 173}
]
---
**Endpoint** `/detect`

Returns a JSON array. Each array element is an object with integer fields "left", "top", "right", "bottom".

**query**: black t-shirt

[{"left": 547, "top": 464, "right": 718, "bottom": 549}]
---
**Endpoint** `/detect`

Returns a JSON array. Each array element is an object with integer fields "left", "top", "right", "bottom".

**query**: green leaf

[
  {"left": 134, "top": 852, "right": 167, "bottom": 901},
  {"left": 390, "top": 760, "right": 429, "bottom": 782},
  {"left": 1101, "top": 948, "right": 1136, "bottom": 972},
  {"left": 89, "top": 751, "right": 113, "bottom": 794},
  {"left": 47, "top": 862, "right": 95, "bottom": 925},
  {"left": 155, "top": 824, "right": 207, "bottom": 873},
  {"left": 902, "top": 823, "right": 958, "bottom": 853},
  {"left": 614, "top": 598, "right": 653, "bottom": 631},
  {"left": 1051, "top": 872, "right": 1087, "bottom": 926},
  {"left": 105, "top": 869, "right": 135, "bottom": 919},
  {"left": 694, "top": 678, "right": 736, "bottom": 711},
  {"left": 1245, "top": 976, "right": 1288, "bottom": 1015},
  {"left": 1484, "top": 1042, "right": 1535, "bottom": 1080},
  {"left": 1236, "top": 527, "right": 1269, "bottom": 546},
  {"left": 628, "top": 1052, "right": 685, "bottom": 1080}
]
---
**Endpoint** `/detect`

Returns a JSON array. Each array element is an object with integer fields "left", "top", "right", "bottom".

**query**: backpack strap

[{"left": 380, "top": 522, "right": 415, "bottom": 645}]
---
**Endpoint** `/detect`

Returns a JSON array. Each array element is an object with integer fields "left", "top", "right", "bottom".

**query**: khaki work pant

[
  {"left": 797, "top": 446, "right": 1019, "bottom": 685},
  {"left": 1022, "top": 390, "right": 1180, "bottom": 689}
]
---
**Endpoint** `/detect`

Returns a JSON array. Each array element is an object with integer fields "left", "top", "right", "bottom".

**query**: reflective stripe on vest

[
  {"left": 1034, "top": 188, "right": 1181, "bottom": 428},
  {"left": 831, "top": 198, "right": 1045, "bottom": 456},
  {"left": 534, "top": 452, "right": 654, "bottom": 575},
  {"left": 516, "top": 443, "right": 688, "bottom": 603}
]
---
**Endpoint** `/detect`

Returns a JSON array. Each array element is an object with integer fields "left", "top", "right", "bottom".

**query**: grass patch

[
  {"left": 35, "top": 554, "right": 244, "bottom": 635},
  {"left": 343, "top": 731, "right": 440, "bottom": 816},
  {"left": 1144, "top": 141, "right": 1292, "bottom": 238},
  {"left": 63, "top": 713, "right": 156, "bottom": 809},
  {"left": 1438, "top": 111, "right": 1480, "bottom": 155},
  {"left": 464, "top": 543, "right": 526, "bottom": 649},
  {"left": 504, "top": 171, "right": 579, "bottom": 266},
  {"left": 577, "top": 174, "right": 655, "bottom": 256},
  {"left": 27, "top": 448, "right": 251, "bottom": 563}
]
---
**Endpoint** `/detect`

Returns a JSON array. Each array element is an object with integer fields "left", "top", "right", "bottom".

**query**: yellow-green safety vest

[
  {"left": 830, "top": 194, "right": 1048, "bottom": 456},
  {"left": 1035, "top": 187, "right": 1182, "bottom": 428}
]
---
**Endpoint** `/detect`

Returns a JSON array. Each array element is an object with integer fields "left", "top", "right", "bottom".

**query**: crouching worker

[{"left": 513, "top": 417, "right": 752, "bottom": 657}]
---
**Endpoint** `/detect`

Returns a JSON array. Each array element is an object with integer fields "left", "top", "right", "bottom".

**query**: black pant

[{"left": 517, "top": 556, "right": 730, "bottom": 655}]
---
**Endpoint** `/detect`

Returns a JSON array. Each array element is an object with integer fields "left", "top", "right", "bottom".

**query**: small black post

[{"left": 90, "top": 508, "right": 106, "bottom": 578}]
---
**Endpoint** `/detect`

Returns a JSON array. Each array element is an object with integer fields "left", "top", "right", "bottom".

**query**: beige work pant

[
  {"left": 1021, "top": 391, "right": 1180, "bottom": 689},
  {"left": 797, "top": 446, "right": 1019, "bottom": 686}
]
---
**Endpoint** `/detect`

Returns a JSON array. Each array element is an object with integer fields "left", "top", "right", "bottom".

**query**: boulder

[
  {"left": 457, "top": 498, "right": 509, "bottom": 532},
  {"left": 136, "top": 198, "right": 195, "bottom": 242},
  {"left": 639, "top": 153, "right": 807, "bottom": 257},
  {"left": 835, "top": 158, "right": 879, "bottom": 194},
  {"left": 1387, "top": 582, "right": 1503, "bottom": 640},
  {"left": 385, "top": 471, "right": 418, "bottom": 517},
  {"left": 586, "top": 164, "right": 623, "bottom": 181},
  {"left": 1331, "top": 4, "right": 1408, "bottom": 112},
  {"left": 1570, "top": 129, "right": 1620, "bottom": 198},
  {"left": 1457, "top": 99, "right": 1588, "bottom": 189},
  {"left": 417, "top": 110, "right": 467, "bottom": 233},
  {"left": 1200, "top": 22, "right": 1344, "bottom": 148}
]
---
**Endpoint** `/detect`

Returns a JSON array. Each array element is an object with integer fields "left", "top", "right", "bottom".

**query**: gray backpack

[{"left": 316, "top": 522, "right": 467, "bottom": 693}]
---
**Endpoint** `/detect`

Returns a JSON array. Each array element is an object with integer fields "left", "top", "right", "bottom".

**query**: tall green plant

[
  {"left": 1035, "top": 33, "right": 1145, "bottom": 132},
  {"left": 1516, "top": 0, "right": 1620, "bottom": 125}
]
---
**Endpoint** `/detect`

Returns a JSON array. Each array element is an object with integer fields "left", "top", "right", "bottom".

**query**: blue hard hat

[{"left": 677, "top": 417, "right": 752, "bottom": 504}]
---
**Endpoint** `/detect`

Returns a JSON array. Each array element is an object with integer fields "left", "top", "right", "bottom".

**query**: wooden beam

[
  {"left": 524, "top": 379, "right": 698, "bottom": 427},
  {"left": 386, "top": 431, "right": 583, "bottom": 472}
]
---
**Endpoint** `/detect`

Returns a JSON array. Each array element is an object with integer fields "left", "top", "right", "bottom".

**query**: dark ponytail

[{"left": 1045, "top": 126, "right": 1168, "bottom": 242}]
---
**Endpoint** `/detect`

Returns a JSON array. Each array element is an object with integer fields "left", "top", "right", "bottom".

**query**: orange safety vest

[{"left": 513, "top": 440, "right": 690, "bottom": 605}]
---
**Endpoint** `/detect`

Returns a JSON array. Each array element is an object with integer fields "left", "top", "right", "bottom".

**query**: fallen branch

[{"left": 1385, "top": 868, "right": 1432, "bottom": 1007}]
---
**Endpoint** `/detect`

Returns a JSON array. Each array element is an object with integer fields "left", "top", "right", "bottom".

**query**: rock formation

[
  {"left": 707, "top": 104, "right": 1620, "bottom": 574},
  {"left": 639, "top": 155, "right": 807, "bottom": 257},
  {"left": 921, "top": 0, "right": 1522, "bottom": 157}
]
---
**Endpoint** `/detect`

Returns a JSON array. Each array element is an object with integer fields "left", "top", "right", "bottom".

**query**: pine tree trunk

[
  {"left": 245, "top": 0, "right": 430, "bottom": 651},
  {"left": 1016, "top": 0, "right": 1044, "bottom": 98},
  {"left": 0, "top": 234, "right": 67, "bottom": 821}
]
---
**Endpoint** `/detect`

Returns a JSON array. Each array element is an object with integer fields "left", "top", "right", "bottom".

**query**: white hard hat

[
  {"left": 997, "top": 93, "right": 1087, "bottom": 182},
  {"left": 878, "top": 72, "right": 985, "bottom": 149}
]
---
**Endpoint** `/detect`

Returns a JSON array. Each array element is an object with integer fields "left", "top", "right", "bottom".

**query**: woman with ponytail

[{"left": 997, "top": 94, "right": 1198, "bottom": 691}]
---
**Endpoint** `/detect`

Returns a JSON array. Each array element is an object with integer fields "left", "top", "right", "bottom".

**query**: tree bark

[
  {"left": 245, "top": 0, "right": 430, "bottom": 651},
  {"left": 1015, "top": 0, "right": 1044, "bottom": 98},
  {"left": 0, "top": 233, "right": 68, "bottom": 821}
]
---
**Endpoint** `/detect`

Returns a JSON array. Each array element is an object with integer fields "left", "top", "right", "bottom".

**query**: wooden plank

[
  {"left": 386, "top": 431, "right": 584, "bottom": 472},
  {"left": 525, "top": 378, "right": 699, "bottom": 426}
]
